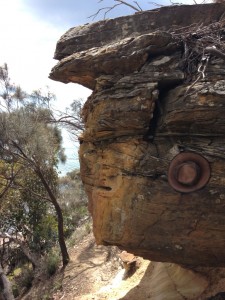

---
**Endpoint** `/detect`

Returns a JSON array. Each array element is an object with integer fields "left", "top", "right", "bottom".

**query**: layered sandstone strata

[{"left": 50, "top": 3, "right": 225, "bottom": 267}]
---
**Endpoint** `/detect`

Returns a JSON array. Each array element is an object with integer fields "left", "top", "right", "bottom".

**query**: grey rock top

[{"left": 49, "top": 3, "right": 225, "bottom": 89}]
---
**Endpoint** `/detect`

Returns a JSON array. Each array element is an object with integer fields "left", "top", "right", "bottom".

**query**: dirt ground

[
  {"left": 51, "top": 233, "right": 152, "bottom": 300},
  {"left": 22, "top": 232, "right": 225, "bottom": 300},
  {"left": 22, "top": 232, "right": 152, "bottom": 300}
]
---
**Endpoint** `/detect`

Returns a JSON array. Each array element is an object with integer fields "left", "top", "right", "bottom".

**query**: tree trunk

[
  {"left": 18, "top": 241, "right": 39, "bottom": 269},
  {"left": 35, "top": 167, "right": 70, "bottom": 266},
  {"left": 0, "top": 265, "right": 14, "bottom": 300},
  {"left": 52, "top": 200, "right": 70, "bottom": 267}
]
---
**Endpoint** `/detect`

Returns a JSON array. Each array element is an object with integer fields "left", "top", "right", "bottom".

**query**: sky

[{"left": 0, "top": 0, "right": 195, "bottom": 175}]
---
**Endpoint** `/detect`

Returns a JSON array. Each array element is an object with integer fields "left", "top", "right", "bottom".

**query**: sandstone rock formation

[{"left": 50, "top": 3, "right": 225, "bottom": 267}]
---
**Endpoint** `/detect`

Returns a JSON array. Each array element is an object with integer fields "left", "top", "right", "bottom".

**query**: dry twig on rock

[{"left": 170, "top": 18, "right": 225, "bottom": 97}]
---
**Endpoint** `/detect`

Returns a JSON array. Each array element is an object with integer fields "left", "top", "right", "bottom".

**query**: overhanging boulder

[{"left": 50, "top": 3, "right": 225, "bottom": 267}]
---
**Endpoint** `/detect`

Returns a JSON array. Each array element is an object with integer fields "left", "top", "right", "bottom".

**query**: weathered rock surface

[{"left": 50, "top": 3, "right": 225, "bottom": 267}]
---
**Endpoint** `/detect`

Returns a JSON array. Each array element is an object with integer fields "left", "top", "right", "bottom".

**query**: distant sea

[
  {"left": 57, "top": 153, "right": 80, "bottom": 176},
  {"left": 57, "top": 131, "right": 80, "bottom": 176}
]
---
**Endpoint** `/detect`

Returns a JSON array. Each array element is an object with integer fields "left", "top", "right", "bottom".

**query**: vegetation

[
  {"left": 58, "top": 170, "right": 88, "bottom": 238},
  {"left": 0, "top": 64, "right": 88, "bottom": 299}
]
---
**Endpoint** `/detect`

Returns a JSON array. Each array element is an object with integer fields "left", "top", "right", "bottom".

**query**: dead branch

[
  {"left": 167, "top": 17, "right": 225, "bottom": 100},
  {"left": 171, "top": 18, "right": 225, "bottom": 84},
  {"left": 89, "top": 3, "right": 121, "bottom": 20},
  {"left": 116, "top": 0, "right": 142, "bottom": 11},
  {"left": 148, "top": 1, "right": 165, "bottom": 7},
  {"left": 205, "top": 46, "right": 225, "bottom": 60},
  {"left": 89, "top": 0, "right": 142, "bottom": 20},
  {"left": 50, "top": 114, "right": 84, "bottom": 131},
  {"left": 134, "top": 1, "right": 142, "bottom": 10}
]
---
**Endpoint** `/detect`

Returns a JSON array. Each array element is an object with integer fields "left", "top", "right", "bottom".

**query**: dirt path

[
  {"left": 53, "top": 233, "right": 123, "bottom": 299},
  {"left": 52, "top": 232, "right": 153, "bottom": 300},
  {"left": 22, "top": 232, "right": 225, "bottom": 300}
]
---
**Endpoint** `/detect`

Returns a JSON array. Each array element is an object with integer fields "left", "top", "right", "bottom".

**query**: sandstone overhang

[{"left": 50, "top": 3, "right": 225, "bottom": 267}]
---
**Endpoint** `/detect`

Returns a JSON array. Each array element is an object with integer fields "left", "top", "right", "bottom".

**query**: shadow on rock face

[{"left": 208, "top": 293, "right": 225, "bottom": 300}]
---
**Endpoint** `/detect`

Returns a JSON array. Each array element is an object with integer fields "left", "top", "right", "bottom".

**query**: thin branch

[
  {"left": 89, "top": 0, "right": 142, "bottom": 20},
  {"left": 169, "top": 0, "right": 183, "bottom": 5},
  {"left": 10, "top": 140, "right": 34, "bottom": 166},
  {"left": 134, "top": 1, "right": 143, "bottom": 11},
  {"left": 115, "top": 0, "right": 141, "bottom": 12},
  {"left": 89, "top": 3, "right": 121, "bottom": 20},
  {"left": 205, "top": 46, "right": 225, "bottom": 60},
  {"left": 0, "top": 166, "right": 21, "bottom": 199},
  {"left": 50, "top": 115, "right": 84, "bottom": 131},
  {"left": 15, "top": 183, "right": 52, "bottom": 203}
]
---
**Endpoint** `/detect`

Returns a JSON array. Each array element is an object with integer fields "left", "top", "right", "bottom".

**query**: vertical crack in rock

[{"left": 144, "top": 80, "right": 183, "bottom": 144}]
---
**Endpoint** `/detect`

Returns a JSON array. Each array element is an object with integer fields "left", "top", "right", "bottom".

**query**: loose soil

[{"left": 21, "top": 232, "right": 225, "bottom": 300}]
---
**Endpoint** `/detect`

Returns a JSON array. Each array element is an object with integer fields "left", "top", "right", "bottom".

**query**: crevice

[
  {"left": 97, "top": 186, "right": 112, "bottom": 191},
  {"left": 121, "top": 170, "right": 166, "bottom": 180},
  {"left": 143, "top": 80, "right": 183, "bottom": 143},
  {"left": 143, "top": 94, "right": 161, "bottom": 143}
]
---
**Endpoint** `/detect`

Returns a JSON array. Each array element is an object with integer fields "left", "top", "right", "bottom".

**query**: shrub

[
  {"left": 12, "top": 283, "right": 20, "bottom": 298},
  {"left": 44, "top": 251, "right": 60, "bottom": 277},
  {"left": 16, "top": 266, "right": 34, "bottom": 290}
]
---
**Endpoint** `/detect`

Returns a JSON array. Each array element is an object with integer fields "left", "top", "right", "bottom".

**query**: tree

[
  {"left": 0, "top": 164, "right": 58, "bottom": 271},
  {"left": 58, "top": 170, "right": 88, "bottom": 238},
  {"left": 0, "top": 63, "right": 69, "bottom": 267}
]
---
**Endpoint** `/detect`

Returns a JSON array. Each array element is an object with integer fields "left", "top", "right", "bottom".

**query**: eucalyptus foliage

[{"left": 0, "top": 64, "right": 70, "bottom": 277}]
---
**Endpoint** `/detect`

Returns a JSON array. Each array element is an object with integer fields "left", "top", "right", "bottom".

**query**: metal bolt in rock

[
  {"left": 175, "top": 161, "right": 200, "bottom": 186},
  {"left": 168, "top": 152, "right": 210, "bottom": 193}
]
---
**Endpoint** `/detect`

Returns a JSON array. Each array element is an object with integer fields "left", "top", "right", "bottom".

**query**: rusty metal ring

[{"left": 168, "top": 152, "right": 211, "bottom": 193}]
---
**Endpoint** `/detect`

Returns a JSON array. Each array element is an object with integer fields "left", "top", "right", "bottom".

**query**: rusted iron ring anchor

[{"left": 168, "top": 152, "right": 211, "bottom": 193}]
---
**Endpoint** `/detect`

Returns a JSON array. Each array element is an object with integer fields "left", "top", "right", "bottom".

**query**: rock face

[{"left": 50, "top": 3, "right": 225, "bottom": 267}]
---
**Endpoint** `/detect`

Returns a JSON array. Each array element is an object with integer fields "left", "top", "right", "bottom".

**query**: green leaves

[{"left": 0, "top": 63, "right": 72, "bottom": 269}]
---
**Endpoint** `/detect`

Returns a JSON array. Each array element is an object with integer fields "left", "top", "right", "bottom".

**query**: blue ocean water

[
  {"left": 58, "top": 153, "right": 80, "bottom": 176},
  {"left": 57, "top": 131, "right": 80, "bottom": 176}
]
